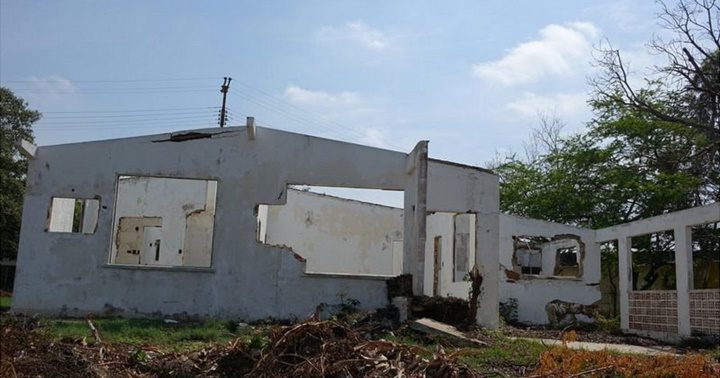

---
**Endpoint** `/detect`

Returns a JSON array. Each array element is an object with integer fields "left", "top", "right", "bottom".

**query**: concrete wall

[
  {"left": 13, "top": 127, "right": 425, "bottom": 320},
  {"left": 425, "top": 212, "right": 601, "bottom": 325},
  {"left": 497, "top": 214, "right": 601, "bottom": 324},
  {"left": 261, "top": 189, "right": 404, "bottom": 276},
  {"left": 425, "top": 159, "right": 501, "bottom": 328},
  {"left": 110, "top": 176, "right": 215, "bottom": 267}
]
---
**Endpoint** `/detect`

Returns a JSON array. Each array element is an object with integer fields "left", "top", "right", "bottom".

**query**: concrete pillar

[
  {"left": 474, "top": 212, "right": 500, "bottom": 329},
  {"left": 403, "top": 141, "right": 428, "bottom": 295},
  {"left": 617, "top": 236, "right": 632, "bottom": 331},
  {"left": 674, "top": 226, "right": 693, "bottom": 337}
]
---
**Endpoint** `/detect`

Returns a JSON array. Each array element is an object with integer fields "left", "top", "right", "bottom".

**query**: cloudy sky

[{"left": 1, "top": 1, "right": 665, "bottom": 205}]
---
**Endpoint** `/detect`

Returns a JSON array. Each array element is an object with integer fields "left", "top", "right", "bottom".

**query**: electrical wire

[{"left": 0, "top": 77, "right": 218, "bottom": 83}]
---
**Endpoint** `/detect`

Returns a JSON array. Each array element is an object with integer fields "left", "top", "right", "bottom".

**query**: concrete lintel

[
  {"left": 596, "top": 202, "right": 720, "bottom": 242},
  {"left": 247, "top": 116, "right": 256, "bottom": 140},
  {"left": 18, "top": 139, "right": 37, "bottom": 159}
]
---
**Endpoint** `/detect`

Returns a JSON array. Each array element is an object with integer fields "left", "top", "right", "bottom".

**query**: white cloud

[
  {"left": 16, "top": 75, "right": 80, "bottom": 114},
  {"left": 318, "top": 21, "right": 390, "bottom": 50},
  {"left": 27, "top": 75, "right": 78, "bottom": 94},
  {"left": 472, "top": 22, "right": 600, "bottom": 85},
  {"left": 284, "top": 85, "right": 363, "bottom": 108},
  {"left": 506, "top": 92, "right": 588, "bottom": 119}
]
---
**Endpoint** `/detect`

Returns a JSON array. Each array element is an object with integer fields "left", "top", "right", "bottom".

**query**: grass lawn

[
  {"left": 385, "top": 330, "right": 547, "bottom": 376},
  {"left": 0, "top": 296, "right": 11, "bottom": 308},
  {"left": 42, "top": 317, "right": 262, "bottom": 352}
]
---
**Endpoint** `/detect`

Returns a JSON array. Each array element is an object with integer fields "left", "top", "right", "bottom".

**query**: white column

[
  {"left": 475, "top": 212, "right": 500, "bottom": 329},
  {"left": 618, "top": 236, "right": 632, "bottom": 331},
  {"left": 674, "top": 226, "right": 693, "bottom": 337}
]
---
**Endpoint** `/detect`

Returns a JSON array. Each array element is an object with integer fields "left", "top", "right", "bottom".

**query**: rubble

[{"left": 410, "top": 318, "right": 486, "bottom": 347}]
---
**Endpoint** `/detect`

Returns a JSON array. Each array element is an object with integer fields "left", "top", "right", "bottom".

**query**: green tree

[
  {"left": 0, "top": 87, "right": 40, "bottom": 260},
  {"left": 493, "top": 1, "right": 719, "bottom": 298}
]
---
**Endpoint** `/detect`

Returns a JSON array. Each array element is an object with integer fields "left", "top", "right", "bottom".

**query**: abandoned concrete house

[{"left": 11, "top": 120, "right": 719, "bottom": 341}]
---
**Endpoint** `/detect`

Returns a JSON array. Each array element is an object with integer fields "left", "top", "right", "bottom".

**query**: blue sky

[{"left": 1, "top": 1, "right": 666, "bottom": 205}]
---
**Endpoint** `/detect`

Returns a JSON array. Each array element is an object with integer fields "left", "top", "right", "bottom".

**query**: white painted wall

[
  {"left": 498, "top": 214, "right": 600, "bottom": 324},
  {"left": 261, "top": 189, "right": 404, "bottom": 276},
  {"left": 110, "top": 176, "right": 216, "bottom": 267},
  {"left": 424, "top": 212, "right": 601, "bottom": 325},
  {"left": 48, "top": 198, "right": 76, "bottom": 232},
  {"left": 13, "top": 126, "right": 426, "bottom": 320}
]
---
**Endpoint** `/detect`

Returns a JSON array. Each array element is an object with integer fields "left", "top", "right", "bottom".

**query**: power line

[
  {"left": 0, "top": 77, "right": 218, "bottom": 84},
  {"left": 42, "top": 111, "right": 218, "bottom": 119},
  {"left": 42, "top": 106, "right": 219, "bottom": 114},
  {"left": 39, "top": 114, "right": 216, "bottom": 125},
  {"left": 11, "top": 88, "right": 216, "bottom": 94},
  {"left": 228, "top": 87, "right": 404, "bottom": 150}
]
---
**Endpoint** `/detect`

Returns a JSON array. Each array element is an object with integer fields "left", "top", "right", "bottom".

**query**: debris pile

[
  {"left": 1, "top": 314, "right": 480, "bottom": 377},
  {"left": 250, "top": 320, "right": 477, "bottom": 377}
]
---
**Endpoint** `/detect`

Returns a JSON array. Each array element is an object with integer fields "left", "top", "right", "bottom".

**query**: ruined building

[{"left": 12, "top": 121, "right": 719, "bottom": 341}]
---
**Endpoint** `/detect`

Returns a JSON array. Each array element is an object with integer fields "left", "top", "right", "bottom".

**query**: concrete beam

[{"left": 596, "top": 203, "right": 719, "bottom": 242}]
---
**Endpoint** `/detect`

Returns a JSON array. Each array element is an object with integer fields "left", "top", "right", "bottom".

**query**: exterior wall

[
  {"left": 262, "top": 189, "right": 404, "bottom": 276},
  {"left": 13, "top": 127, "right": 425, "bottom": 320}
]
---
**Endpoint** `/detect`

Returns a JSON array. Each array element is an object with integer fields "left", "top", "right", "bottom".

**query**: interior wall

[
  {"left": 426, "top": 159, "right": 500, "bottom": 328},
  {"left": 110, "top": 176, "right": 214, "bottom": 267},
  {"left": 262, "top": 188, "right": 404, "bottom": 276}
]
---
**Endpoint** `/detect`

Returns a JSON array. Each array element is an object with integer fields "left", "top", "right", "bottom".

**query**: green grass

[
  {"left": 0, "top": 296, "right": 11, "bottom": 308},
  {"left": 384, "top": 329, "right": 546, "bottom": 376},
  {"left": 709, "top": 346, "right": 720, "bottom": 362},
  {"left": 42, "top": 317, "right": 257, "bottom": 352},
  {"left": 458, "top": 337, "right": 546, "bottom": 373}
]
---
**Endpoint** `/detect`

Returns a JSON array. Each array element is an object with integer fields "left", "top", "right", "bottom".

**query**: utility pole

[{"left": 219, "top": 77, "right": 232, "bottom": 128}]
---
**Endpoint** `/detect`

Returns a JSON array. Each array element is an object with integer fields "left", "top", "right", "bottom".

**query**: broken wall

[
  {"left": 12, "top": 127, "right": 422, "bottom": 320},
  {"left": 261, "top": 189, "right": 404, "bottom": 276},
  {"left": 425, "top": 159, "right": 500, "bottom": 328},
  {"left": 498, "top": 214, "right": 600, "bottom": 324}
]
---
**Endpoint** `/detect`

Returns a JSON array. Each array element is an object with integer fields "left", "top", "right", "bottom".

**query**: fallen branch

[
  {"left": 567, "top": 365, "right": 614, "bottom": 377},
  {"left": 86, "top": 319, "right": 102, "bottom": 344}
]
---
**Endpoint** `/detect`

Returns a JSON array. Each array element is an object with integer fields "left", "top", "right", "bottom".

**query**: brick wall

[
  {"left": 690, "top": 289, "right": 720, "bottom": 337},
  {"left": 628, "top": 291, "right": 678, "bottom": 333}
]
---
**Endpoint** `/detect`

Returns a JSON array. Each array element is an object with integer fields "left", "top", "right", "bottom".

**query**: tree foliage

[
  {"left": 493, "top": 1, "right": 719, "bottom": 293},
  {"left": 0, "top": 87, "right": 39, "bottom": 260}
]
